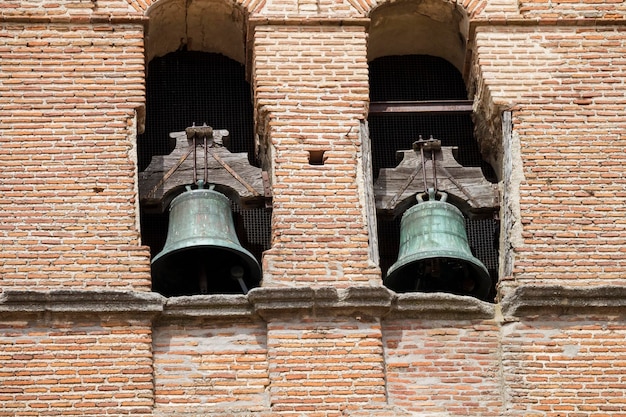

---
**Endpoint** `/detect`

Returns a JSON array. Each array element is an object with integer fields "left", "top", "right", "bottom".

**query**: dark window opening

[
  {"left": 138, "top": 51, "right": 256, "bottom": 171},
  {"left": 138, "top": 51, "right": 271, "bottom": 295},
  {"left": 369, "top": 55, "right": 498, "bottom": 301}
]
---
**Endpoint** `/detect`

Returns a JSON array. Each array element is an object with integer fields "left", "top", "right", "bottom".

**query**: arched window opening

[
  {"left": 138, "top": 51, "right": 270, "bottom": 297},
  {"left": 369, "top": 54, "right": 499, "bottom": 302}
]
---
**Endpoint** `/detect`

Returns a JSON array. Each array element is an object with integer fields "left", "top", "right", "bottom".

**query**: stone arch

[
  {"left": 367, "top": 0, "right": 470, "bottom": 74},
  {"left": 144, "top": 0, "right": 255, "bottom": 65}
]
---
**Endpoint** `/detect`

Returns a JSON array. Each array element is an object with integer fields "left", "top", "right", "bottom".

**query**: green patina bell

[
  {"left": 385, "top": 189, "right": 492, "bottom": 300},
  {"left": 151, "top": 185, "right": 261, "bottom": 297}
]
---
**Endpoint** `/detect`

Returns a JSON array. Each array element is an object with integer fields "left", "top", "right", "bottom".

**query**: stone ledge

[
  {"left": 162, "top": 294, "right": 254, "bottom": 319},
  {"left": 248, "top": 287, "right": 495, "bottom": 320},
  {"left": 0, "top": 290, "right": 164, "bottom": 318},
  {"left": 0, "top": 287, "right": 500, "bottom": 321},
  {"left": 248, "top": 286, "right": 394, "bottom": 320},
  {"left": 0, "top": 14, "right": 149, "bottom": 25},
  {"left": 500, "top": 285, "right": 626, "bottom": 318},
  {"left": 389, "top": 292, "right": 495, "bottom": 320}
]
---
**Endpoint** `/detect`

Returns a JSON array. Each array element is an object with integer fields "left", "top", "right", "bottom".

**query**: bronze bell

[
  {"left": 151, "top": 185, "right": 261, "bottom": 297},
  {"left": 385, "top": 190, "right": 492, "bottom": 300}
]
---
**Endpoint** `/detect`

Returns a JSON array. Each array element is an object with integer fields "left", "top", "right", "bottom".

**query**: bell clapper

[
  {"left": 230, "top": 265, "right": 248, "bottom": 295},
  {"left": 199, "top": 263, "right": 208, "bottom": 294}
]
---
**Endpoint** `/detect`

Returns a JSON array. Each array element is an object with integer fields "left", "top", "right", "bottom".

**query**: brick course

[
  {"left": 384, "top": 319, "right": 502, "bottom": 416},
  {"left": 253, "top": 24, "right": 379, "bottom": 286},
  {"left": 267, "top": 317, "right": 387, "bottom": 416},
  {"left": 153, "top": 319, "right": 269, "bottom": 413},
  {"left": 502, "top": 315, "right": 626, "bottom": 415}
]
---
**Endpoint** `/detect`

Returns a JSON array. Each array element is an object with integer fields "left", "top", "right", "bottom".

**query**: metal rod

[
  {"left": 192, "top": 136, "right": 197, "bottom": 185},
  {"left": 203, "top": 134, "right": 208, "bottom": 184},
  {"left": 431, "top": 146, "right": 438, "bottom": 191},
  {"left": 199, "top": 263, "right": 208, "bottom": 294},
  {"left": 420, "top": 145, "right": 428, "bottom": 191},
  {"left": 230, "top": 266, "right": 248, "bottom": 295}
]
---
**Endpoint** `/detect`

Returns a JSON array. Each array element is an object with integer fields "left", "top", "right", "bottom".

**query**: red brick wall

[
  {"left": 0, "top": 317, "right": 153, "bottom": 416},
  {"left": 266, "top": 317, "right": 387, "bottom": 416},
  {"left": 153, "top": 319, "right": 269, "bottom": 413},
  {"left": 384, "top": 318, "right": 502, "bottom": 416},
  {"left": 502, "top": 314, "right": 626, "bottom": 415},
  {"left": 472, "top": 26, "right": 626, "bottom": 291},
  {"left": 253, "top": 24, "right": 380, "bottom": 287},
  {"left": 517, "top": 0, "right": 626, "bottom": 18},
  {"left": 0, "top": 21, "right": 151, "bottom": 291},
  {"left": 1, "top": 0, "right": 626, "bottom": 416}
]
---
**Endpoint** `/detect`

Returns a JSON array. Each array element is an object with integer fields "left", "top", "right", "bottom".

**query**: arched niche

[
  {"left": 145, "top": 0, "right": 246, "bottom": 64},
  {"left": 368, "top": 0, "right": 469, "bottom": 74}
]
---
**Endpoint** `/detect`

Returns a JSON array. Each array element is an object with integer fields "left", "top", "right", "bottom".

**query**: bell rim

[
  {"left": 151, "top": 239, "right": 262, "bottom": 283},
  {"left": 385, "top": 251, "right": 491, "bottom": 299}
]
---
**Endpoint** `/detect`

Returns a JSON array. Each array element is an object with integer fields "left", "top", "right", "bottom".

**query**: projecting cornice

[
  {"left": 248, "top": 286, "right": 394, "bottom": 320},
  {"left": 3, "top": 286, "right": 622, "bottom": 322}
]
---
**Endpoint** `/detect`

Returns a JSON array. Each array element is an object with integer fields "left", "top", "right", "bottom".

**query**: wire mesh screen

[
  {"left": 138, "top": 51, "right": 256, "bottom": 170},
  {"left": 370, "top": 55, "right": 499, "bottom": 297},
  {"left": 369, "top": 113, "right": 491, "bottom": 178},
  {"left": 370, "top": 55, "right": 468, "bottom": 102},
  {"left": 138, "top": 51, "right": 271, "bottom": 262},
  {"left": 369, "top": 55, "right": 496, "bottom": 180}
]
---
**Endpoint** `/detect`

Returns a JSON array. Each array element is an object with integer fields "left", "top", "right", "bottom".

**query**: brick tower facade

[{"left": 1, "top": 0, "right": 626, "bottom": 416}]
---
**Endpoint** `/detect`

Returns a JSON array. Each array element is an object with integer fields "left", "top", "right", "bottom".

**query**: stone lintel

[
  {"left": 501, "top": 285, "right": 626, "bottom": 318},
  {"left": 1, "top": 287, "right": 570, "bottom": 322}
]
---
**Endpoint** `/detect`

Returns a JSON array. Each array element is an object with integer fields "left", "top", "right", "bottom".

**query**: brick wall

[
  {"left": 266, "top": 317, "right": 387, "bottom": 415},
  {"left": 472, "top": 26, "right": 626, "bottom": 291},
  {"left": 517, "top": 0, "right": 626, "bottom": 18},
  {"left": 502, "top": 314, "right": 626, "bottom": 415},
  {"left": 253, "top": 24, "right": 380, "bottom": 287},
  {"left": 383, "top": 318, "right": 502, "bottom": 416},
  {"left": 2, "top": 0, "right": 626, "bottom": 416},
  {"left": 0, "top": 317, "right": 153, "bottom": 416},
  {"left": 0, "top": 20, "right": 151, "bottom": 291},
  {"left": 153, "top": 318, "right": 269, "bottom": 414}
]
